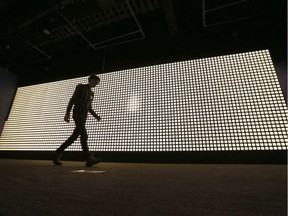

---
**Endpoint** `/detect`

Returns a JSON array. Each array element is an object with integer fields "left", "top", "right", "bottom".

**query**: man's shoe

[
  {"left": 85, "top": 156, "right": 102, "bottom": 167},
  {"left": 53, "top": 153, "right": 62, "bottom": 166}
]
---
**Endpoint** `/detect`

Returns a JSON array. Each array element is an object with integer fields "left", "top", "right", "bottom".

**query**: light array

[{"left": 0, "top": 50, "right": 287, "bottom": 151}]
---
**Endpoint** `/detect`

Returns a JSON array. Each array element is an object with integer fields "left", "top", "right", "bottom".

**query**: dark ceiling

[{"left": 0, "top": 0, "right": 286, "bottom": 86}]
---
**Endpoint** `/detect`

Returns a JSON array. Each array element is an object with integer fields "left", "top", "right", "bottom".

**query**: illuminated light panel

[{"left": 0, "top": 50, "right": 287, "bottom": 151}]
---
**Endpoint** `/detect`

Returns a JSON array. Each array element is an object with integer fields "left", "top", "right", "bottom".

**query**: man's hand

[
  {"left": 64, "top": 114, "right": 70, "bottom": 123},
  {"left": 95, "top": 115, "right": 101, "bottom": 121}
]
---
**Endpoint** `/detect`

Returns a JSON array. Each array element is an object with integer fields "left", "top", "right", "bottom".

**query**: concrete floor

[{"left": 0, "top": 159, "right": 286, "bottom": 216}]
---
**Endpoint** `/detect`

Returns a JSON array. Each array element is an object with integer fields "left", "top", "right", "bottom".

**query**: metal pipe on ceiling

[{"left": 16, "top": 34, "right": 52, "bottom": 60}]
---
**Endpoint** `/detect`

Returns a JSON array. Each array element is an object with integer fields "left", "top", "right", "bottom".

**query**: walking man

[{"left": 53, "top": 74, "right": 101, "bottom": 167}]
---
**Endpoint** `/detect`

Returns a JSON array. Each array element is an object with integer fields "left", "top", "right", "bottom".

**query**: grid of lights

[{"left": 0, "top": 50, "right": 287, "bottom": 151}]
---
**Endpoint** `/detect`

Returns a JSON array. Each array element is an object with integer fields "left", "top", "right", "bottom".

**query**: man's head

[{"left": 88, "top": 74, "right": 100, "bottom": 87}]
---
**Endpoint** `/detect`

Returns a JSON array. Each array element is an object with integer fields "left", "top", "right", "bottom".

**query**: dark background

[{"left": 0, "top": 0, "right": 286, "bottom": 93}]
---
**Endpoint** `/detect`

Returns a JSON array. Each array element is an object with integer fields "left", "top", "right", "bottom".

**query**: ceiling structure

[{"left": 0, "top": 0, "right": 286, "bottom": 86}]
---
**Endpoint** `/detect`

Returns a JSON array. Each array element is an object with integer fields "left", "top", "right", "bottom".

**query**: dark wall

[
  {"left": 0, "top": 150, "right": 286, "bottom": 164},
  {"left": 273, "top": 60, "right": 287, "bottom": 104},
  {"left": 0, "top": 68, "right": 17, "bottom": 136}
]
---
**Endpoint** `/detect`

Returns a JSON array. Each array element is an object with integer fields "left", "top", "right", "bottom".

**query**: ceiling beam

[{"left": 160, "top": 0, "right": 178, "bottom": 35}]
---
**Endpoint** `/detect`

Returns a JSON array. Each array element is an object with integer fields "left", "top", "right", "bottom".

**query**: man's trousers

[{"left": 56, "top": 114, "right": 89, "bottom": 159}]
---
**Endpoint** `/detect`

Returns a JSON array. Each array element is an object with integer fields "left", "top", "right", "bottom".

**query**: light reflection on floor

[{"left": 69, "top": 170, "right": 107, "bottom": 174}]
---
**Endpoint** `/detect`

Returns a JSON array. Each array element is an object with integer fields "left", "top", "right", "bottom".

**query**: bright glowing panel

[{"left": 0, "top": 50, "right": 287, "bottom": 151}]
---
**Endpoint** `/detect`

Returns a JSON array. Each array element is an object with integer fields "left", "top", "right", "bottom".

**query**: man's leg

[
  {"left": 53, "top": 128, "right": 79, "bottom": 165},
  {"left": 73, "top": 115, "right": 89, "bottom": 159},
  {"left": 75, "top": 116, "right": 101, "bottom": 167},
  {"left": 79, "top": 130, "right": 101, "bottom": 167},
  {"left": 56, "top": 129, "right": 79, "bottom": 155},
  {"left": 77, "top": 121, "right": 90, "bottom": 159}
]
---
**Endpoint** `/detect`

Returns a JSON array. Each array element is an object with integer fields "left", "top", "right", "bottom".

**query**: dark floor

[{"left": 0, "top": 159, "right": 286, "bottom": 216}]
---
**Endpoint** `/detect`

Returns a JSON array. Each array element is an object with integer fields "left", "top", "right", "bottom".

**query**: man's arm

[
  {"left": 89, "top": 104, "right": 101, "bottom": 121},
  {"left": 64, "top": 84, "right": 81, "bottom": 122}
]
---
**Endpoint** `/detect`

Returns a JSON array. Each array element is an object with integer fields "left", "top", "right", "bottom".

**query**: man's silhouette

[{"left": 53, "top": 74, "right": 101, "bottom": 167}]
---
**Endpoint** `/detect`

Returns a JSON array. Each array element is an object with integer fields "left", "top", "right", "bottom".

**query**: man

[{"left": 53, "top": 74, "right": 101, "bottom": 167}]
